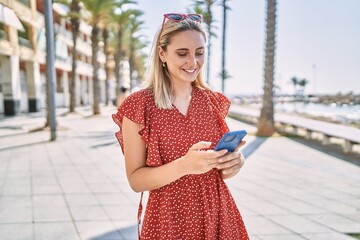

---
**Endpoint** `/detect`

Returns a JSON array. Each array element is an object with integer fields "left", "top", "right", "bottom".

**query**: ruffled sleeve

[
  {"left": 112, "top": 90, "right": 151, "bottom": 153},
  {"left": 205, "top": 90, "right": 231, "bottom": 117},
  {"left": 202, "top": 89, "right": 231, "bottom": 134},
  {"left": 112, "top": 90, "right": 163, "bottom": 167}
]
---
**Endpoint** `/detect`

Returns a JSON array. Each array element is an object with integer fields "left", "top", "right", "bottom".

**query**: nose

[{"left": 187, "top": 54, "right": 197, "bottom": 67}]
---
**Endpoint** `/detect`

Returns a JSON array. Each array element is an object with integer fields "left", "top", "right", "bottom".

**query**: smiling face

[{"left": 159, "top": 30, "right": 206, "bottom": 86}]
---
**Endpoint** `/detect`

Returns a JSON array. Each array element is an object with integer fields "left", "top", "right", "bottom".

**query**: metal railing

[
  {"left": 0, "top": 29, "right": 8, "bottom": 40},
  {"left": 18, "top": 37, "right": 32, "bottom": 48},
  {"left": 17, "top": 0, "right": 31, "bottom": 6}
]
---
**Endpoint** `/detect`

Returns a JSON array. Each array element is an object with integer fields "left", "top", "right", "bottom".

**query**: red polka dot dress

[{"left": 113, "top": 86, "right": 249, "bottom": 240}]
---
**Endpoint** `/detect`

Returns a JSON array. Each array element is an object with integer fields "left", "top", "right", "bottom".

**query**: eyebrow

[{"left": 176, "top": 47, "right": 205, "bottom": 51}]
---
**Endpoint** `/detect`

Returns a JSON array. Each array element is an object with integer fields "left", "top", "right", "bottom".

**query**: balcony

[
  {"left": 13, "top": 0, "right": 33, "bottom": 25},
  {"left": 18, "top": 36, "right": 32, "bottom": 48},
  {"left": 54, "top": 23, "right": 72, "bottom": 41},
  {"left": 17, "top": 0, "right": 30, "bottom": 6},
  {"left": 0, "top": 29, "right": 8, "bottom": 40}
]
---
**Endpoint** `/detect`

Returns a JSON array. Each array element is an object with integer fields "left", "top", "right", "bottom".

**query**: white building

[{"left": 0, "top": 0, "right": 111, "bottom": 115}]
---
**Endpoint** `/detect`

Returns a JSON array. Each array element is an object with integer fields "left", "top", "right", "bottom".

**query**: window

[
  {"left": 0, "top": 23, "right": 8, "bottom": 40},
  {"left": 56, "top": 74, "right": 63, "bottom": 93}
]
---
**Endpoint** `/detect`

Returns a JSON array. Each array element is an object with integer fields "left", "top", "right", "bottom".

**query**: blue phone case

[{"left": 214, "top": 130, "right": 247, "bottom": 152}]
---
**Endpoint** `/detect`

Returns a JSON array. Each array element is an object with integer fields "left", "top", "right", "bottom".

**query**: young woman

[{"left": 113, "top": 13, "right": 249, "bottom": 240}]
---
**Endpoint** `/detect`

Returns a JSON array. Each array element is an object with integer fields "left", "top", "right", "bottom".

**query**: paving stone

[
  {"left": 0, "top": 206, "right": 32, "bottom": 223},
  {"left": 302, "top": 232, "right": 358, "bottom": 240},
  {"left": 70, "top": 205, "right": 110, "bottom": 221},
  {"left": 244, "top": 216, "right": 292, "bottom": 235},
  {"left": 96, "top": 193, "right": 134, "bottom": 205},
  {"left": 0, "top": 223, "right": 33, "bottom": 240},
  {"left": 34, "top": 222, "right": 78, "bottom": 240},
  {"left": 32, "top": 184, "right": 63, "bottom": 195},
  {"left": 113, "top": 220, "right": 138, "bottom": 240},
  {"left": 306, "top": 213, "right": 360, "bottom": 233},
  {"left": 65, "top": 193, "right": 100, "bottom": 206},
  {"left": 33, "top": 206, "right": 72, "bottom": 222},
  {"left": 258, "top": 234, "right": 308, "bottom": 240},
  {"left": 267, "top": 214, "right": 332, "bottom": 233},
  {"left": 75, "top": 221, "right": 123, "bottom": 240},
  {"left": 32, "top": 194, "right": 67, "bottom": 207}
]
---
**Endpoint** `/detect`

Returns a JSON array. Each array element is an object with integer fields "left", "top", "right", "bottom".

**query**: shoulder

[
  {"left": 126, "top": 88, "right": 153, "bottom": 101},
  {"left": 197, "top": 87, "right": 230, "bottom": 104},
  {"left": 118, "top": 88, "right": 155, "bottom": 115},
  {"left": 196, "top": 87, "right": 231, "bottom": 117},
  {"left": 121, "top": 88, "right": 154, "bottom": 107}
]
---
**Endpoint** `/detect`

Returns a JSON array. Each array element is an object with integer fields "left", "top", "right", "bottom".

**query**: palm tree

[
  {"left": 54, "top": 0, "right": 81, "bottom": 112},
  {"left": 127, "top": 13, "right": 144, "bottom": 89},
  {"left": 102, "top": 27, "right": 110, "bottom": 105},
  {"left": 128, "top": 33, "right": 148, "bottom": 86},
  {"left": 220, "top": 0, "right": 230, "bottom": 94},
  {"left": 81, "top": 0, "right": 116, "bottom": 115},
  {"left": 111, "top": 8, "right": 142, "bottom": 103},
  {"left": 102, "top": 1, "right": 137, "bottom": 106},
  {"left": 256, "top": 0, "right": 277, "bottom": 136},
  {"left": 289, "top": 76, "right": 298, "bottom": 95},
  {"left": 191, "top": 0, "right": 218, "bottom": 85},
  {"left": 298, "top": 78, "right": 309, "bottom": 96},
  {"left": 132, "top": 43, "right": 148, "bottom": 83},
  {"left": 69, "top": 0, "right": 81, "bottom": 112}
]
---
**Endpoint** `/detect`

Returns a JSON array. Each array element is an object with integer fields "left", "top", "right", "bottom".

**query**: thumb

[
  {"left": 190, "top": 141, "right": 212, "bottom": 151},
  {"left": 234, "top": 140, "right": 246, "bottom": 152}
]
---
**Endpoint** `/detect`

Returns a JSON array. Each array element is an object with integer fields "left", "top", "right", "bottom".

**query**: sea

[{"left": 274, "top": 102, "right": 360, "bottom": 124}]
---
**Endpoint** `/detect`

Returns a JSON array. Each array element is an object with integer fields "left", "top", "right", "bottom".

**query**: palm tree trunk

[
  {"left": 256, "top": 0, "right": 277, "bottom": 136},
  {"left": 69, "top": 0, "right": 80, "bottom": 112},
  {"left": 206, "top": 21, "right": 212, "bottom": 85},
  {"left": 206, "top": 36, "right": 211, "bottom": 85},
  {"left": 103, "top": 28, "right": 110, "bottom": 106},
  {"left": 70, "top": 37, "right": 77, "bottom": 111},
  {"left": 114, "top": 30, "right": 123, "bottom": 107},
  {"left": 129, "top": 42, "right": 135, "bottom": 89},
  {"left": 221, "top": 0, "right": 227, "bottom": 94},
  {"left": 91, "top": 26, "right": 101, "bottom": 115}
]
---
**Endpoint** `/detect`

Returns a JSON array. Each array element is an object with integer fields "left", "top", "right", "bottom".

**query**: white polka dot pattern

[{"left": 112, "top": 87, "right": 249, "bottom": 239}]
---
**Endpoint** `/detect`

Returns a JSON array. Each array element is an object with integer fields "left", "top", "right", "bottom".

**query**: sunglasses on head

[{"left": 160, "top": 13, "right": 203, "bottom": 32}]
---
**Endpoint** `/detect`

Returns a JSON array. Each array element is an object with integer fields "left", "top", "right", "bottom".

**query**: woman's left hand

[{"left": 216, "top": 141, "right": 246, "bottom": 179}]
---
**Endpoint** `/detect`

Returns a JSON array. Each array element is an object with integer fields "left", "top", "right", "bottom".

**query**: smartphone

[{"left": 214, "top": 130, "right": 247, "bottom": 152}]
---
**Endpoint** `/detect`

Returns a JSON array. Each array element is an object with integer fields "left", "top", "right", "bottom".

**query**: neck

[{"left": 172, "top": 82, "right": 193, "bottom": 99}]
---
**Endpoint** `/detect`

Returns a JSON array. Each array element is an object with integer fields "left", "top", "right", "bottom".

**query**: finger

[
  {"left": 240, "top": 158, "right": 245, "bottom": 167},
  {"left": 234, "top": 140, "right": 246, "bottom": 152},
  {"left": 239, "top": 153, "right": 245, "bottom": 167},
  {"left": 190, "top": 141, "right": 212, "bottom": 151},
  {"left": 217, "top": 158, "right": 240, "bottom": 170},
  {"left": 222, "top": 164, "right": 241, "bottom": 175},
  {"left": 207, "top": 158, "right": 220, "bottom": 166},
  {"left": 208, "top": 148, "right": 228, "bottom": 158},
  {"left": 218, "top": 151, "right": 238, "bottom": 163}
]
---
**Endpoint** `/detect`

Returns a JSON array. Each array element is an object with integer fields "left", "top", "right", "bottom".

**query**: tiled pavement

[{"left": 0, "top": 105, "right": 359, "bottom": 240}]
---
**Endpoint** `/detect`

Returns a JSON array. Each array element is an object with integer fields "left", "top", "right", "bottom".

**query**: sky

[{"left": 135, "top": 0, "right": 360, "bottom": 96}]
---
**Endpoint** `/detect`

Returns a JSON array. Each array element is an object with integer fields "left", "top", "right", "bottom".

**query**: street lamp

[
  {"left": 44, "top": 0, "right": 57, "bottom": 140},
  {"left": 312, "top": 64, "right": 317, "bottom": 95}
]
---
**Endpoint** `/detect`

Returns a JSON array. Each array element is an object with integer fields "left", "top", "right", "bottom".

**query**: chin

[{"left": 183, "top": 78, "right": 197, "bottom": 83}]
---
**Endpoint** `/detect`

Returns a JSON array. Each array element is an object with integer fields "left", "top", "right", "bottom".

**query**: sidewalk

[{"left": 0, "top": 106, "right": 359, "bottom": 240}]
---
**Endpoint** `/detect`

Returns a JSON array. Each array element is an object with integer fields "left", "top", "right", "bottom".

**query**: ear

[{"left": 158, "top": 46, "right": 166, "bottom": 62}]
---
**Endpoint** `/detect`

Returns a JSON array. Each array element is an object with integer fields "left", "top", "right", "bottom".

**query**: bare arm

[{"left": 122, "top": 116, "right": 228, "bottom": 192}]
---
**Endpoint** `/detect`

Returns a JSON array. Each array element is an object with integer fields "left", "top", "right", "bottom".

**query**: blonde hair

[{"left": 144, "top": 17, "right": 210, "bottom": 109}]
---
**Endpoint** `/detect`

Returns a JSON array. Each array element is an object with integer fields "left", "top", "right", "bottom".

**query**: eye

[
  {"left": 177, "top": 52, "right": 188, "bottom": 57},
  {"left": 195, "top": 51, "right": 204, "bottom": 56}
]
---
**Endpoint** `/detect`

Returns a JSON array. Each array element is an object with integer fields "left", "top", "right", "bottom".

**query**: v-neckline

[{"left": 172, "top": 87, "right": 196, "bottom": 118}]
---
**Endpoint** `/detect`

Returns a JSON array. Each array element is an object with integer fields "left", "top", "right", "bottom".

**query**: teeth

[{"left": 184, "top": 69, "right": 196, "bottom": 73}]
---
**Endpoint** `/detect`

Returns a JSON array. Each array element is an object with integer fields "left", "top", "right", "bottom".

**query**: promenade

[{"left": 0, "top": 105, "right": 359, "bottom": 240}]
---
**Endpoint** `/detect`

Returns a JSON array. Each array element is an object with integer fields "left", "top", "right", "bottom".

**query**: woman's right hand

[{"left": 180, "top": 141, "right": 229, "bottom": 175}]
